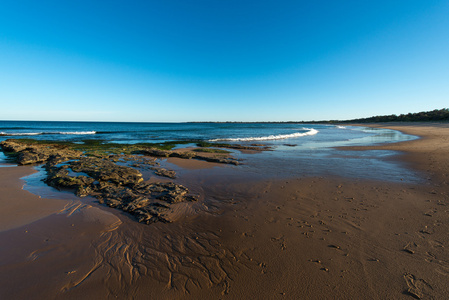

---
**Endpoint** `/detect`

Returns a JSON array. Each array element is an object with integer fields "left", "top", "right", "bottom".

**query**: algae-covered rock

[
  {"left": 0, "top": 140, "right": 82, "bottom": 165},
  {"left": 140, "top": 147, "right": 241, "bottom": 165},
  {"left": 171, "top": 151, "right": 196, "bottom": 159},
  {"left": 96, "top": 181, "right": 197, "bottom": 223},
  {"left": 0, "top": 139, "right": 200, "bottom": 224},
  {"left": 0, "top": 140, "right": 30, "bottom": 152},
  {"left": 141, "top": 149, "right": 173, "bottom": 157},
  {"left": 70, "top": 157, "right": 143, "bottom": 185}
]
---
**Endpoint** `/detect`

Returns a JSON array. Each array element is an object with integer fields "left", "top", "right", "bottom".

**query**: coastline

[{"left": 0, "top": 123, "right": 448, "bottom": 299}]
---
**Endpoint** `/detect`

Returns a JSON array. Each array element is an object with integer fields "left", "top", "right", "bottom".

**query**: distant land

[
  {"left": 336, "top": 108, "right": 449, "bottom": 124},
  {"left": 189, "top": 108, "right": 449, "bottom": 124}
]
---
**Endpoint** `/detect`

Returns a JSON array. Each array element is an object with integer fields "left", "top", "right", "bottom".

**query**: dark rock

[
  {"left": 95, "top": 181, "right": 196, "bottom": 223},
  {"left": 0, "top": 140, "right": 82, "bottom": 165},
  {"left": 69, "top": 157, "right": 143, "bottom": 185},
  {"left": 140, "top": 148, "right": 241, "bottom": 165},
  {"left": 141, "top": 149, "right": 173, "bottom": 157},
  {"left": 76, "top": 185, "right": 93, "bottom": 197},
  {"left": 171, "top": 151, "right": 196, "bottom": 159},
  {"left": 0, "top": 139, "right": 199, "bottom": 224},
  {"left": 154, "top": 168, "right": 176, "bottom": 179},
  {"left": 0, "top": 140, "right": 30, "bottom": 152},
  {"left": 194, "top": 155, "right": 240, "bottom": 165}
]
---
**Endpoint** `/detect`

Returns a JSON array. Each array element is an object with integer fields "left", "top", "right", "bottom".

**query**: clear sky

[{"left": 1, "top": 1, "right": 448, "bottom": 122}]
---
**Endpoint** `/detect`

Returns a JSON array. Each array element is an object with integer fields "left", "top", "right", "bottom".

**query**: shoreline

[
  {"left": 1, "top": 123, "right": 448, "bottom": 299},
  {"left": 343, "top": 122, "right": 449, "bottom": 184}
]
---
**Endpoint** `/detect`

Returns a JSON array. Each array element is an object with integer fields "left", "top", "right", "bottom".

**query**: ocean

[
  {"left": 0, "top": 121, "right": 419, "bottom": 182},
  {"left": 0, "top": 120, "right": 412, "bottom": 144}
]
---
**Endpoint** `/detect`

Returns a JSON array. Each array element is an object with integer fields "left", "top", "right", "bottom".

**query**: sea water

[{"left": 0, "top": 121, "right": 419, "bottom": 182}]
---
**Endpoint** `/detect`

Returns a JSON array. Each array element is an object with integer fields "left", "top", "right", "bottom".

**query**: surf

[
  {"left": 209, "top": 128, "right": 318, "bottom": 142},
  {"left": 0, "top": 131, "right": 97, "bottom": 136}
]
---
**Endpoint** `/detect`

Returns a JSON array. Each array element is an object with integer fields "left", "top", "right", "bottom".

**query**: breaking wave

[
  {"left": 0, "top": 131, "right": 97, "bottom": 136},
  {"left": 209, "top": 128, "right": 319, "bottom": 142}
]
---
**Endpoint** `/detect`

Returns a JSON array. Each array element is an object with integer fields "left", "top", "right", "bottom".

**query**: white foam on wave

[
  {"left": 0, "top": 131, "right": 97, "bottom": 136},
  {"left": 60, "top": 131, "right": 96, "bottom": 135},
  {"left": 336, "top": 125, "right": 346, "bottom": 129},
  {"left": 0, "top": 132, "right": 41, "bottom": 136},
  {"left": 210, "top": 128, "right": 319, "bottom": 142}
]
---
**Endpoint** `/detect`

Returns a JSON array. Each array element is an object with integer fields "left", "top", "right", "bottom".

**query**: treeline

[
  {"left": 339, "top": 108, "right": 449, "bottom": 123},
  {"left": 187, "top": 108, "right": 449, "bottom": 124}
]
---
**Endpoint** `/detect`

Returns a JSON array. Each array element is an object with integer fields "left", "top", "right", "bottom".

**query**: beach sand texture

[{"left": 1, "top": 123, "right": 448, "bottom": 299}]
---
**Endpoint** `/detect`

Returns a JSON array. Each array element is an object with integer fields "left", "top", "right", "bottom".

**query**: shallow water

[
  {"left": 22, "top": 166, "right": 80, "bottom": 201},
  {"left": 237, "top": 148, "right": 419, "bottom": 182},
  {"left": 165, "top": 125, "right": 421, "bottom": 183},
  {"left": 0, "top": 152, "right": 16, "bottom": 167},
  {"left": 1, "top": 122, "right": 421, "bottom": 197}
]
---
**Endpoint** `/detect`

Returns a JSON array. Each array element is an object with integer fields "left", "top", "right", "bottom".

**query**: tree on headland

[{"left": 339, "top": 108, "right": 449, "bottom": 123}]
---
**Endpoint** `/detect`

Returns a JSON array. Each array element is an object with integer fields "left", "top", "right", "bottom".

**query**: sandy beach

[{"left": 1, "top": 123, "right": 448, "bottom": 299}]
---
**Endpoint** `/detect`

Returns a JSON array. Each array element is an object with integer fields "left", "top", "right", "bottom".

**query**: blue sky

[{"left": 1, "top": 1, "right": 448, "bottom": 122}]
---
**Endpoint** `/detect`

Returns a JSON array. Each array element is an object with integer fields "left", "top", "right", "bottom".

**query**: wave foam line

[
  {"left": 60, "top": 131, "right": 96, "bottom": 135},
  {"left": 209, "top": 128, "right": 319, "bottom": 142},
  {"left": 0, "top": 131, "right": 96, "bottom": 136}
]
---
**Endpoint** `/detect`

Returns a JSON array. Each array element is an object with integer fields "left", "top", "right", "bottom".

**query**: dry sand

[{"left": 1, "top": 123, "right": 448, "bottom": 299}]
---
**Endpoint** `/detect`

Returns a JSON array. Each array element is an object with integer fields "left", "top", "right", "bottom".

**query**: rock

[
  {"left": 0, "top": 140, "right": 30, "bottom": 152},
  {"left": 0, "top": 139, "right": 199, "bottom": 224},
  {"left": 154, "top": 168, "right": 176, "bottom": 178},
  {"left": 140, "top": 148, "right": 241, "bottom": 165},
  {"left": 69, "top": 157, "right": 143, "bottom": 185},
  {"left": 194, "top": 155, "right": 240, "bottom": 165},
  {"left": 18, "top": 152, "right": 46, "bottom": 165},
  {"left": 95, "top": 181, "right": 196, "bottom": 223},
  {"left": 0, "top": 140, "right": 82, "bottom": 165},
  {"left": 76, "top": 185, "right": 93, "bottom": 197},
  {"left": 171, "top": 151, "right": 196, "bottom": 159},
  {"left": 141, "top": 149, "right": 173, "bottom": 157},
  {"left": 103, "top": 198, "right": 122, "bottom": 208}
]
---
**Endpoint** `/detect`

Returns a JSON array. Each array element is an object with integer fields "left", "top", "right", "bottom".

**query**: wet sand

[
  {"left": 0, "top": 166, "right": 68, "bottom": 232},
  {"left": 1, "top": 123, "right": 449, "bottom": 299}
]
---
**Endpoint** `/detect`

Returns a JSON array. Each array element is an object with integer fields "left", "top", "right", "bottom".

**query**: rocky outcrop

[
  {"left": 98, "top": 181, "right": 197, "bottom": 223},
  {"left": 45, "top": 166, "right": 95, "bottom": 197},
  {"left": 44, "top": 158, "right": 197, "bottom": 223},
  {"left": 194, "top": 155, "right": 240, "bottom": 165},
  {"left": 140, "top": 148, "right": 240, "bottom": 165},
  {"left": 0, "top": 140, "right": 82, "bottom": 165},
  {"left": 140, "top": 149, "right": 196, "bottom": 159},
  {"left": 70, "top": 157, "right": 143, "bottom": 185},
  {"left": 1, "top": 139, "right": 198, "bottom": 224},
  {"left": 154, "top": 168, "right": 176, "bottom": 179},
  {"left": 0, "top": 141, "right": 30, "bottom": 152},
  {"left": 0, "top": 139, "right": 252, "bottom": 224}
]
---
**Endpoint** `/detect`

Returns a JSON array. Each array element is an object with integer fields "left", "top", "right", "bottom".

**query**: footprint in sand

[
  {"left": 435, "top": 265, "right": 449, "bottom": 276},
  {"left": 403, "top": 242, "right": 418, "bottom": 254},
  {"left": 328, "top": 244, "right": 341, "bottom": 250},
  {"left": 424, "top": 209, "right": 437, "bottom": 217},
  {"left": 270, "top": 236, "right": 287, "bottom": 250},
  {"left": 428, "top": 240, "right": 444, "bottom": 249},
  {"left": 403, "top": 273, "right": 433, "bottom": 299},
  {"left": 419, "top": 226, "right": 434, "bottom": 235}
]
